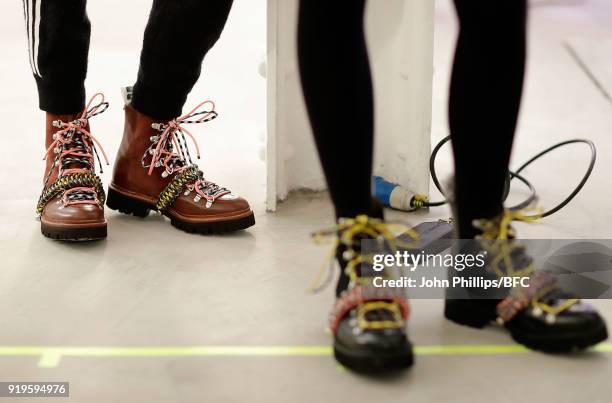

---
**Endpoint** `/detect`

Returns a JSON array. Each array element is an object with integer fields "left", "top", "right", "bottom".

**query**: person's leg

[
  {"left": 298, "top": 0, "right": 413, "bottom": 373},
  {"left": 23, "top": 1, "right": 108, "bottom": 241},
  {"left": 108, "top": 0, "right": 255, "bottom": 235},
  {"left": 299, "top": 0, "right": 379, "bottom": 295},
  {"left": 131, "top": 0, "right": 233, "bottom": 121},
  {"left": 446, "top": 1, "right": 607, "bottom": 351},
  {"left": 298, "top": 0, "right": 375, "bottom": 219},
  {"left": 449, "top": 0, "right": 526, "bottom": 238},
  {"left": 23, "top": 0, "right": 90, "bottom": 114}
]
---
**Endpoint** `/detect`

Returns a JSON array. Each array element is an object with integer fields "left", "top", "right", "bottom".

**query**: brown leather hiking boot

[
  {"left": 37, "top": 94, "right": 109, "bottom": 241},
  {"left": 106, "top": 88, "right": 255, "bottom": 234}
]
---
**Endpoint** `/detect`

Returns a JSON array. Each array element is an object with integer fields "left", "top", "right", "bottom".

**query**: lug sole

[
  {"left": 106, "top": 186, "right": 255, "bottom": 234},
  {"left": 41, "top": 222, "right": 107, "bottom": 241},
  {"left": 170, "top": 214, "right": 255, "bottom": 234},
  {"left": 445, "top": 299, "right": 609, "bottom": 352},
  {"left": 106, "top": 187, "right": 152, "bottom": 218},
  {"left": 508, "top": 322, "right": 608, "bottom": 353},
  {"left": 333, "top": 341, "right": 414, "bottom": 373}
]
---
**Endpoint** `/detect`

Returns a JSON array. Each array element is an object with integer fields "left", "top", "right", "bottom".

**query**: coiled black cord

[{"left": 418, "top": 135, "right": 597, "bottom": 218}]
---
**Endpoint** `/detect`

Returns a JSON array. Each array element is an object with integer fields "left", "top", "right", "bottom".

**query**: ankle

[
  {"left": 335, "top": 198, "right": 385, "bottom": 223},
  {"left": 332, "top": 212, "right": 387, "bottom": 297},
  {"left": 456, "top": 209, "right": 504, "bottom": 239}
]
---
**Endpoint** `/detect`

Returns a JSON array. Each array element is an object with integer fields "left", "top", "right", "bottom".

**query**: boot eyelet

[{"left": 342, "top": 250, "right": 354, "bottom": 261}]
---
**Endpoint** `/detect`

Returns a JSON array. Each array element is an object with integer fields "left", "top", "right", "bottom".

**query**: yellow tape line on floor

[{"left": 0, "top": 344, "right": 610, "bottom": 368}]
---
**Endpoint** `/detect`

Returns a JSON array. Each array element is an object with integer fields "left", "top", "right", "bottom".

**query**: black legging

[
  {"left": 298, "top": 0, "right": 527, "bottom": 238},
  {"left": 23, "top": 0, "right": 233, "bottom": 120}
]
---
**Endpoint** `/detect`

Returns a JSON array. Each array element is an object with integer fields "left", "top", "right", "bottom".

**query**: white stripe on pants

[{"left": 23, "top": 0, "right": 42, "bottom": 77}]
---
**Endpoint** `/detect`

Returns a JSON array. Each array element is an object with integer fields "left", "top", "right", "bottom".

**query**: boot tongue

[
  {"left": 59, "top": 128, "right": 94, "bottom": 176},
  {"left": 336, "top": 220, "right": 401, "bottom": 320},
  {"left": 45, "top": 114, "right": 92, "bottom": 185}
]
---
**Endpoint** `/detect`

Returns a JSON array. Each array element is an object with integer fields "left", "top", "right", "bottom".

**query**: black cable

[
  {"left": 428, "top": 135, "right": 451, "bottom": 200},
  {"left": 507, "top": 170, "right": 538, "bottom": 211},
  {"left": 418, "top": 136, "right": 597, "bottom": 219},
  {"left": 514, "top": 139, "right": 597, "bottom": 218}
]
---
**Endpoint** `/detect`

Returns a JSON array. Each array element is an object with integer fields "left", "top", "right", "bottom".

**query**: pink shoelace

[
  {"left": 43, "top": 93, "right": 110, "bottom": 206},
  {"left": 144, "top": 100, "right": 230, "bottom": 207}
]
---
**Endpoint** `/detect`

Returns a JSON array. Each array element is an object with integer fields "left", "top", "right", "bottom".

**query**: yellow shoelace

[
  {"left": 478, "top": 209, "right": 578, "bottom": 315},
  {"left": 312, "top": 215, "right": 419, "bottom": 330}
]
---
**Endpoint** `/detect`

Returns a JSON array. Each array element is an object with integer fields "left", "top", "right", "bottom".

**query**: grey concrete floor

[
  {"left": 1, "top": 193, "right": 612, "bottom": 402},
  {"left": 3, "top": 0, "right": 612, "bottom": 402}
]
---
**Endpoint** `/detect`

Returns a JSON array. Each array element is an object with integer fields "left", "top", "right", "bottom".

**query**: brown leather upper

[
  {"left": 111, "top": 105, "right": 251, "bottom": 222},
  {"left": 41, "top": 195, "right": 105, "bottom": 226},
  {"left": 41, "top": 113, "right": 105, "bottom": 227}
]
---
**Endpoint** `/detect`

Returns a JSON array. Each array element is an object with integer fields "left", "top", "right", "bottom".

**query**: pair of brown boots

[{"left": 38, "top": 90, "right": 255, "bottom": 241}]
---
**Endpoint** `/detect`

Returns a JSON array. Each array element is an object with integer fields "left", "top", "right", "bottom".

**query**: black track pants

[
  {"left": 22, "top": 0, "right": 233, "bottom": 120},
  {"left": 298, "top": 0, "right": 527, "bottom": 237}
]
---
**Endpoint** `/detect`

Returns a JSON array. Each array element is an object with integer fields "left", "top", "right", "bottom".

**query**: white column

[{"left": 266, "top": 0, "right": 435, "bottom": 211}]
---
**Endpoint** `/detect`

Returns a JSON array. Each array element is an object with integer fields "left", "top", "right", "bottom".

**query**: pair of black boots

[{"left": 328, "top": 212, "right": 608, "bottom": 373}]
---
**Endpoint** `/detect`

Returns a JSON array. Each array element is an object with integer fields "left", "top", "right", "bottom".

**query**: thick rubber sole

[
  {"left": 106, "top": 187, "right": 152, "bottom": 218},
  {"left": 169, "top": 214, "right": 256, "bottom": 234},
  {"left": 508, "top": 322, "right": 608, "bottom": 353},
  {"left": 333, "top": 341, "right": 414, "bottom": 373},
  {"left": 445, "top": 299, "right": 609, "bottom": 352},
  {"left": 106, "top": 187, "right": 255, "bottom": 234},
  {"left": 41, "top": 222, "right": 107, "bottom": 241}
]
